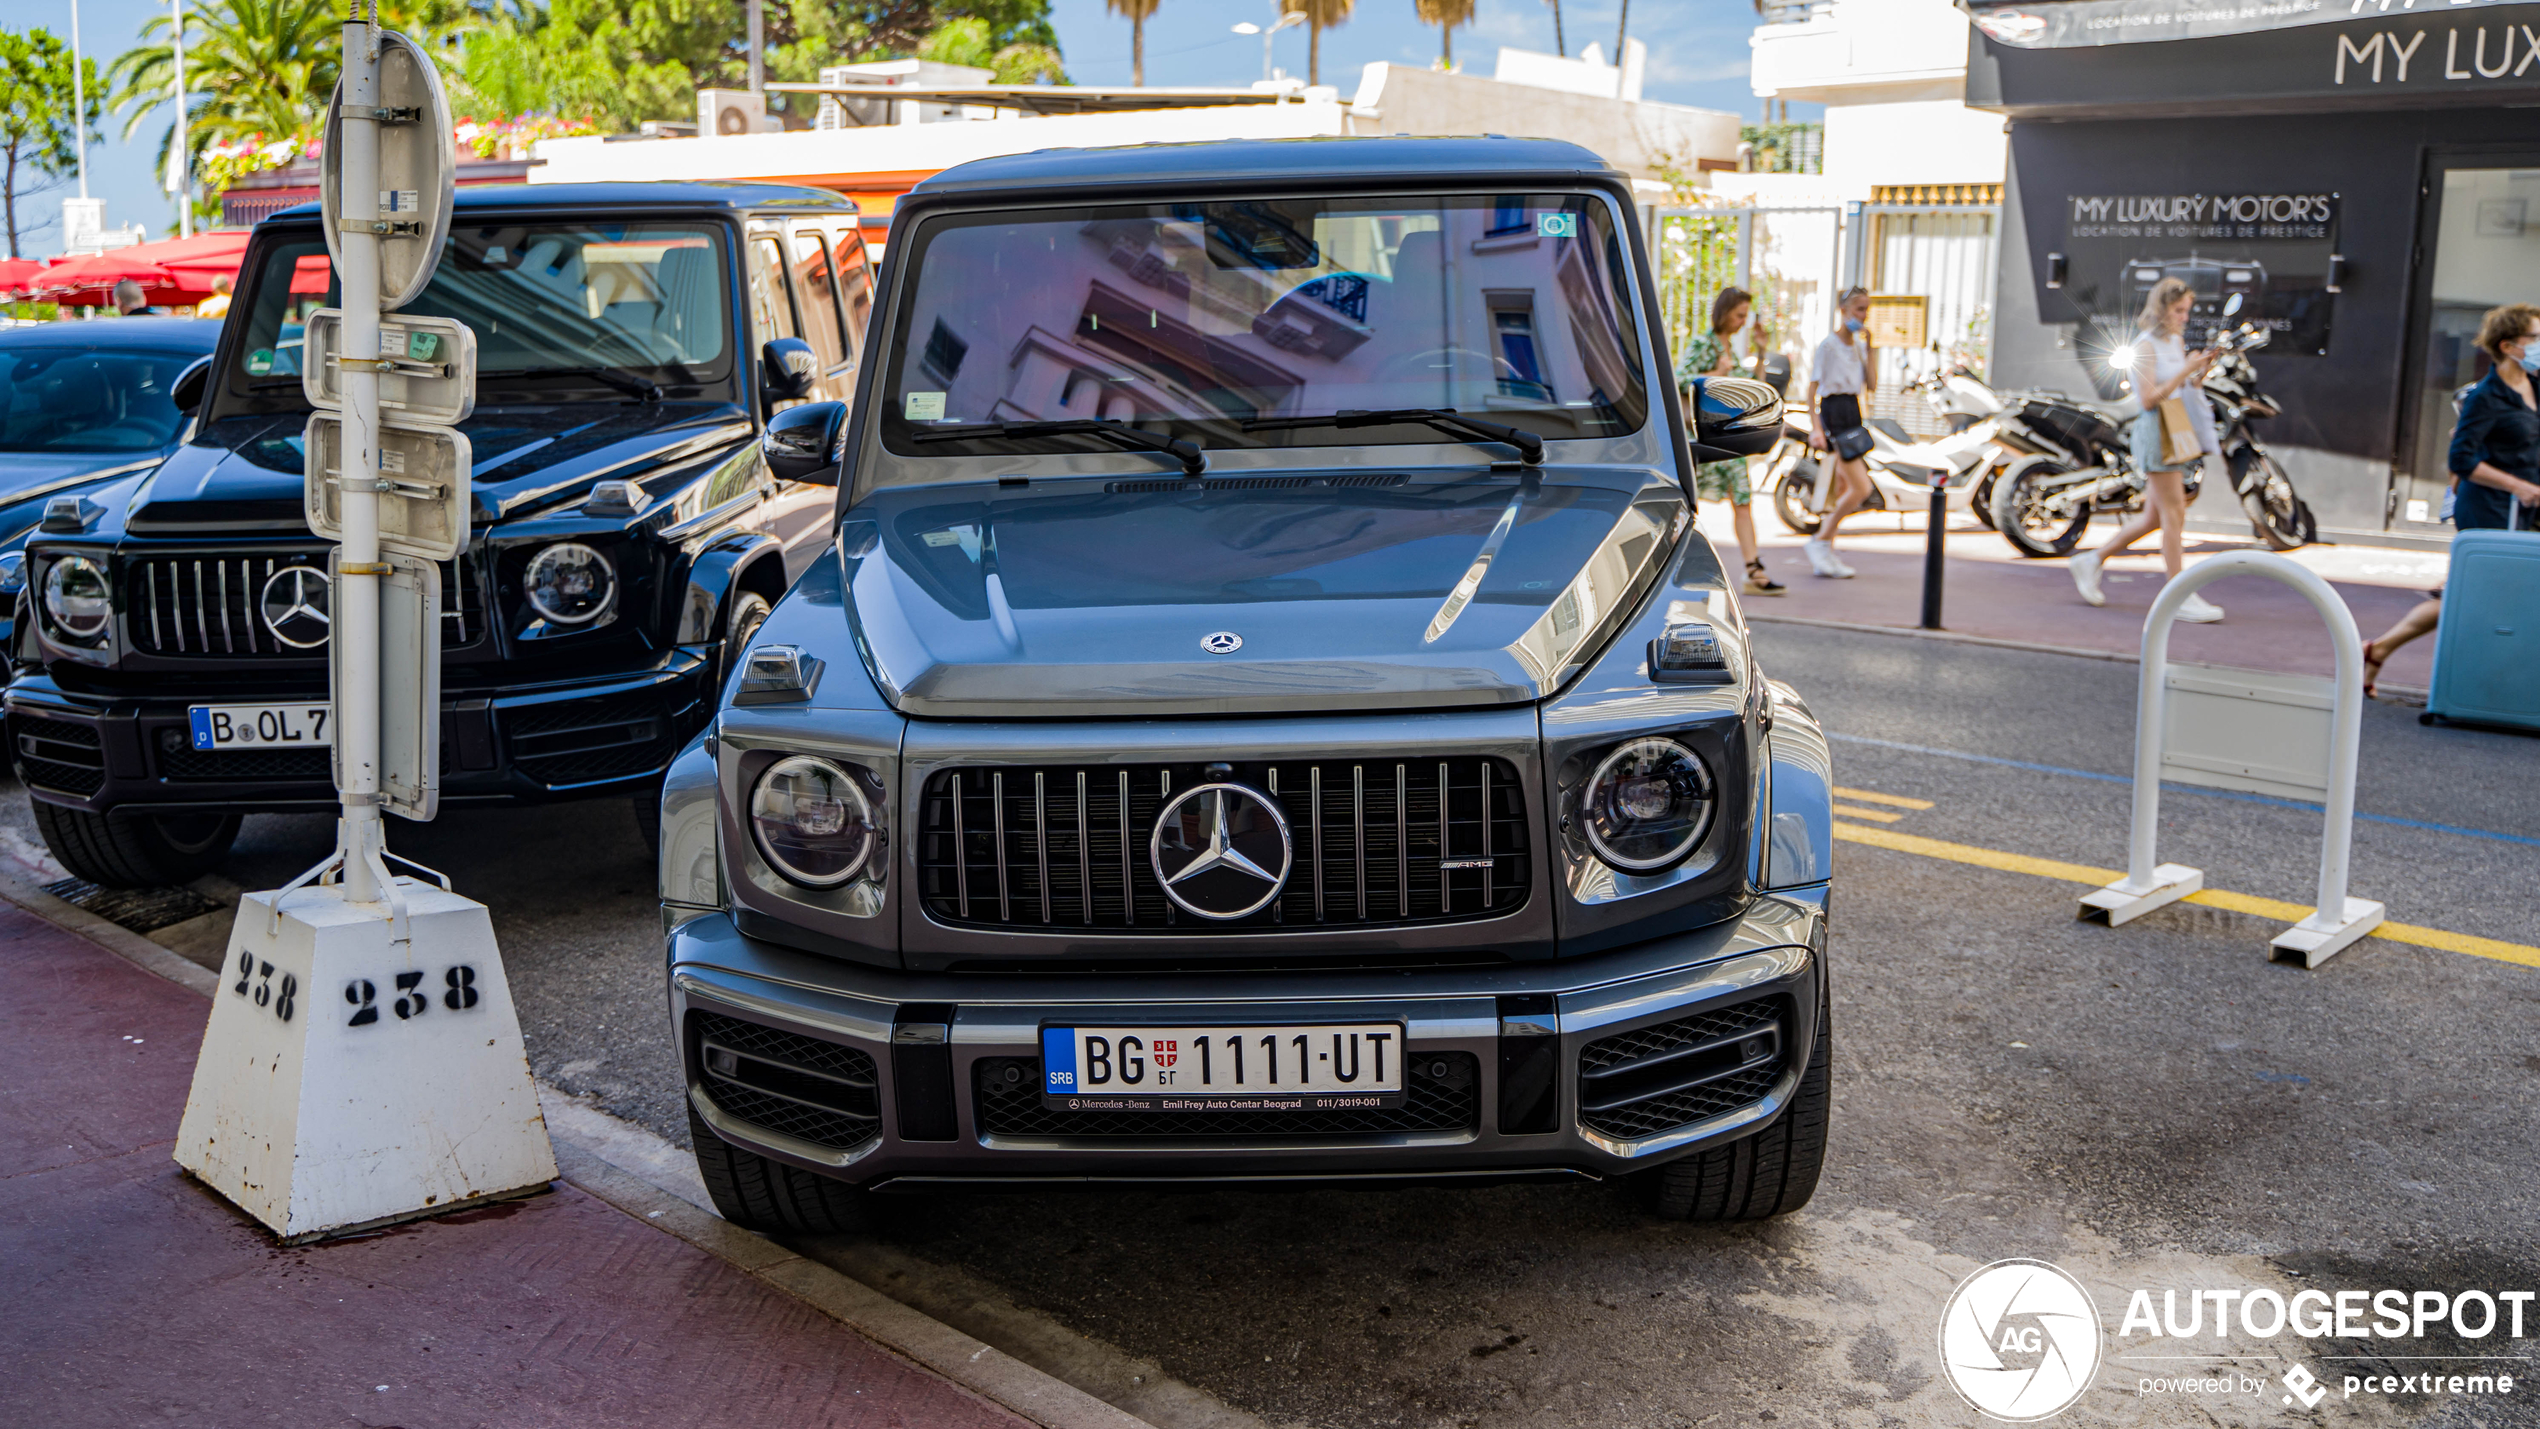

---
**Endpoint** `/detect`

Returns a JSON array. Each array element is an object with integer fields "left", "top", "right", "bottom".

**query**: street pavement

[{"left": 3, "top": 617, "right": 2534, "bottom": 1428}]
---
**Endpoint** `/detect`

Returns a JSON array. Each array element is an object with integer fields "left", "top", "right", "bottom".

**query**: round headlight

[
  {"left": 1582, "top": 737, "right": 1715, "bottom": 871},
  {"left": 522, "top": 542, "right": 614, "bottom": 625},
  {"left": 749, "top": 755, "right": 877, "bottom": 888},
  {"left": 42, "top": 555, "right": 111, "bottom": 640}
]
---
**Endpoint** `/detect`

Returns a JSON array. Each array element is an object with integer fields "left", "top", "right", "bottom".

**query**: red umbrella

[
  {"left": 0, "top": 256, "right": 53, "bottom": 297},
  {"left": 37, "top": 230, "right": 251, "bottom": 306}
]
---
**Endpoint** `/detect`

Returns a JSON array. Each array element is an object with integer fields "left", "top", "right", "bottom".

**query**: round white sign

[{"left": 1937, "top": 1259, "right": 2103, "bottom": 1422}]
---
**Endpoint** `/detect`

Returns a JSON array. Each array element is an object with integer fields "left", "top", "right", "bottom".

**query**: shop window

[{"left": 2406, "top": 167, "right": 2540, "bottom": 520}]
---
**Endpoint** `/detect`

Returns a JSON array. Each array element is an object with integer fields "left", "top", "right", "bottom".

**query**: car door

[{"left": 748, "top": 221, "right": 851, "bottom": 581}]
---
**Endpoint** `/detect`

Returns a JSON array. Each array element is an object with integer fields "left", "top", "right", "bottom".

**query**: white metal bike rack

[{"left": 2078, "top": 550, "right": 2385, "bottom": 967}]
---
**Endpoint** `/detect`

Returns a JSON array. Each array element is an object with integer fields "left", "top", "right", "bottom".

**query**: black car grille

[
  {"left": 1576, "top": 998, "right": 1787, "bottom": 1142},
  {"left": 124, "top": 551, "right": 484, "bottom": 656},
  {"left": 12, "top": 715, "right": 105, "bottom": 796},
  {"left": 692, "top": 1012, "right": 882, "bottom": 1152},
  {"left": 974, "top": 1051, "right": 1479, "bottom": 1138},
  {"left": 157, "top": 743, "right": 332, "bottom": 781},
  {"left": 918, "top": 758, "right": 1529, "bottom": 933},
  {"left": 504, "top": 688, "right": 682, "bottom": 787}
]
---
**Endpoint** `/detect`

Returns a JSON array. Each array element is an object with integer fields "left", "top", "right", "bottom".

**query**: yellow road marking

[
  {"left": 1830, "top": 786, "right": 1935, "bottom": 810},
  {"left": 1830, "top": 822, "right": 2540, "bottom": 972},
  {"left": 1829, "top": 804, "right": 1905, "bottom": 823}
]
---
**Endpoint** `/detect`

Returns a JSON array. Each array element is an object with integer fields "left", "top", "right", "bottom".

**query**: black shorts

[{"left": 1819, "top": 393, "right": 1871, "bottom": 460}]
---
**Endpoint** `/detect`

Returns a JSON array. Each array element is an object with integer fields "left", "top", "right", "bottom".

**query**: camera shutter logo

[
  {"left": 259, "top": 565, "right": 332, "bottom": 649},
  {"left": 1938, "top": 1259, "right": 2103, "bottom": 1421}
]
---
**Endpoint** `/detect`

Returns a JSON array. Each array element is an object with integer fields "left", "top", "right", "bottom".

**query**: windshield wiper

[
  {"left": 481, "top": 366, "right": 663, "bottom": 402},
  {"left": 911, "top": 418, "right": 1206, "bottom": 477},
  {"left": 1241, "top": 408, "right": 1544, "bottom": 466}
]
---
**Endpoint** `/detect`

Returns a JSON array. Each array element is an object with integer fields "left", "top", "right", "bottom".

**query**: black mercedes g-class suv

[{"left": 7, "top": 181, "right": 873, "bottom": 885}]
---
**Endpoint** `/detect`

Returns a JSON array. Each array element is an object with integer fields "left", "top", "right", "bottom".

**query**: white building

[{"left": 1746, "top": 0, "right": 2005, "bottom": 201}]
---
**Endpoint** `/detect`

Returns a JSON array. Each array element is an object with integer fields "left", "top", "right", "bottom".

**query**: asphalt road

[{"left": 9, "top": 621, "right": 2535, "bottom": 1428}]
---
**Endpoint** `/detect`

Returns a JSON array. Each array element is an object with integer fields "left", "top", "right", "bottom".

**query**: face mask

[
  {"left": 1844, "top": 317, "right": 1865, "bottom": 334},
  {"left": 2520, "top": 351, "right": 2540, "bottom": 375}
]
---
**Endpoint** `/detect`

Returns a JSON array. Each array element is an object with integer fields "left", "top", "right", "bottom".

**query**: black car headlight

[
  {"left": 523, "top": 542, "right": 614, "bottom": 625},
  {"left": 749, "top": 754, "right": 877, "bottom": 888},
  {"left": 1582, "top": 737, "right": 1716, "bottom": 871},
  {"left": 41, "top": 554, "right": 111, "bottom": 643}
]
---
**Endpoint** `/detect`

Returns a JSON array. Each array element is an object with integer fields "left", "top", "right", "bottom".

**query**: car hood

[
  {"left": 119, "top": 402, "right": 753, "bottom": 534},
  {"left": 0, "top": 449, "right": 171, "bottom": 548},
  {"left": 841, "top": 468, "right": 1687, "bottom": 718}
]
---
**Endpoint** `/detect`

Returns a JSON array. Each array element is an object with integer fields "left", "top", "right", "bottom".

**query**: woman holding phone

[
  {"left": 1800, "top": 286, "right": 1875, "bottom": 578},
  {"left": 2068, "top": 276, "right": 2224, "bottom": 622},
  {"left": 1677, "top": 285, "right": 1786, "bottom": 596}
]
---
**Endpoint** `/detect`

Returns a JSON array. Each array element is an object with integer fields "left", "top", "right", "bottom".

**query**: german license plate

[
  {"left": 187, "top": 702, "right": 332, "bottom": 751},
  {"left": 1041, "top": 1023, "right": 1406, "bottom": 1111}
]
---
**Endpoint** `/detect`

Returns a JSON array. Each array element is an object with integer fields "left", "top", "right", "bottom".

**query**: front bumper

[
  {"left": 4, "top": 651, "right": 713, "bottom": 814},
  {"left": 669, "top": 888, "right": 1827, "bottom": 1189}
]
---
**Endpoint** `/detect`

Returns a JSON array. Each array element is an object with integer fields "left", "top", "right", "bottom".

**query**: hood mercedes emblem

[
  {"left": 259, "top": 565, "right": 332, "bottom": 649},
  {"left": 1200, "top": 631, "right": 1242, "bottom": 654},
  {"left": 1149, "top": 783, "right": 1292, "bottom": 920}
]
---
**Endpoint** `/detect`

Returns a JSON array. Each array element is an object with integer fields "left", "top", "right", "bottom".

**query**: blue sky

[{"left": 27, "top": 0, "right": 1787, "bottom": 251}]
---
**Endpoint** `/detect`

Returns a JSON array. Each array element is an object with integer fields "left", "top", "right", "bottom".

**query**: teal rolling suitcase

[{"left": 2421, "top": 528, "right": 2540, "bottom": 731}]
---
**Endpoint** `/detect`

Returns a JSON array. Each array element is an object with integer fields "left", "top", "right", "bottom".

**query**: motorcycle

[
  {"left": 2201, "top": 322, "right": 2315, "bottom": 550},
  {"left": 1764, "top": 371, "right": 2012, "bottom": 537}
]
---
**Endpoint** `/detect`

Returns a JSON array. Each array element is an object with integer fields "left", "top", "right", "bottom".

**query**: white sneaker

[
  {"left": 2069, "top": 548, "right": 2106, "bottom": 606},
  {"left": 1826, "top": 550, "right": 1856, "bottom": 578},
  {"left": 2177, "top": 593, "right": 2225, "bottom": 623},
  {"left": 1803, "top": 537, "right": 1838, "bottom": 577}
]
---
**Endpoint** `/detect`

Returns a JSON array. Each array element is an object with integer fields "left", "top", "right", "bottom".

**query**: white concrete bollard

[{"left": 174, "top": 876, "right": 556, "bottom": 1243}]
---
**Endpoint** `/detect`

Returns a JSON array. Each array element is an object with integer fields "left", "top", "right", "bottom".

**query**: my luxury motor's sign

[
  {"left": 2054, "top": 191, "right": 2339, "bottom": 354},
  {"left": 1963, "top": 0, "right": 2537, "bottom": 48}
]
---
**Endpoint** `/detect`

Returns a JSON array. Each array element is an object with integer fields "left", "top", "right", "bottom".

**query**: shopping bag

[{"left": 2157, "top": 397, "right": 2202, "bottom": 466}]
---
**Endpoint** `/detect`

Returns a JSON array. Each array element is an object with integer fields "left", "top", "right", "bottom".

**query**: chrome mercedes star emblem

[
  {"left": 1200, "top": 631, "right": 1242, "bottom": 654},
  {"left": 1149, "top": 783, "right": 1293, "bottom": 920},
  {"left": 259, "top": 565, "right": 331, "bottom": 649}
]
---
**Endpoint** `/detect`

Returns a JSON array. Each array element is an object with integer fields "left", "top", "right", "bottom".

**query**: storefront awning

[{"left": 1965, "top": 0, "right": 2535, "bottom": 48}]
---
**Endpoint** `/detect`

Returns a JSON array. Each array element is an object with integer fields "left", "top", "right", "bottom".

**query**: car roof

[
  {"left": 913, "top": 135, "right": 1621, "bottom": 199},
  {"left": 0, "top": 315, "right": 220, "bottom": 350},
  {"left": 267, "top": 180, "right": 858, "bottom": 224}
]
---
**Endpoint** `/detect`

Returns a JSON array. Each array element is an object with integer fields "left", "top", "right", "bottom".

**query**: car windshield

[
  {"left": 226, "top": 220, "right": 732, "bottom": 398},
  {"left": 0, "top": 345, "right": 197, "bottom": 453},
  {"left": 877, "top": 192, "right": 1651, "bottom": 467}
]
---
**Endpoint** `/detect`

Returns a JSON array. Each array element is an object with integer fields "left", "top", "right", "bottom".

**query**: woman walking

[
  {"left": 1800, "top": 287, "right": 1875, "bottom": 578},
  {"left": 1676, "top": 286, "right": 1785, "bottom": 596},
  {"left": 2068, "top": 277, "right": 2224, "bottom": 621},
  {"left": 2359, "top": 302, "right": 2540, "bottom": 694}
]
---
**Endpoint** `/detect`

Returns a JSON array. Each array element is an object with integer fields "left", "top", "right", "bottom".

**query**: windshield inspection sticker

[
  {"left": 1537, "top": 212, "right": 1578, "bottom": 238},
  {"left": 904, "top": 391, "right": 946, "bottom": 421}
]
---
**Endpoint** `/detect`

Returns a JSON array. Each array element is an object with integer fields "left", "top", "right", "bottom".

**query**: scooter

[
  {"left": 2201, "top": 321, "right": 2315, "bottom": 550},
  {"left": 1764, "top": 372, "right": 2009, "bottom": 536}
]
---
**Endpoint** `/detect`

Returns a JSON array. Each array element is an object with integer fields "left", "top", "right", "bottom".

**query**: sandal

[
  {"left": 1744, "top": 558, "right": 1786, "bottom": 596},
  {"left": 2361, "top": 639, "right": 2386, "bottom": 699}
]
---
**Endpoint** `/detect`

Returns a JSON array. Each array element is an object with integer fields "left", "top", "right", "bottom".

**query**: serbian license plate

[
  {"left": 187, "top": 702, "right": 332, "bottom": 751},
  {"left": 1041, "top": 1023, "right": 1406, "bottom": 1112}
]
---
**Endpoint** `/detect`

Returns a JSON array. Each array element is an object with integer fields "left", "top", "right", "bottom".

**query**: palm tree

[
  {"left": 1295, "top": 0, "right": 1352, "bottom": 87},
  {"left": 1107, "top": 0, "right": 1162, "bottom": 87},
  {"left": 1413, "top": 0, "right": 1475, "bottom": 70},
  {"left": 1546, "top": 0, "right": 1565, "bottom": 56},
  {"left": 108, "top": 0, "right": 342, "bottom": 153}
]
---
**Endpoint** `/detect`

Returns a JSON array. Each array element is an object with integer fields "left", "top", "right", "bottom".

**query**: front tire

[
  {"left": 689, "top": 1103, "right": 872, "bottom": 1234},
  {"left": 32, "top": 801, "right": 240, "bottom": 888},
  {"left": 2237, "top": 452, "right": 2308, "bottom": 551},
  {"left": 718, "top": 590, "right": 775, "bottom": 690},
  {"left": 1636, "top": 1003, "right": 1831, "bottom": 1222},
  {"left": 1990, "top": 460, "right": 2093, "bottom": 558},
  {"left": 1771, "top": 463, "right": 1824, "bottom": 536}
]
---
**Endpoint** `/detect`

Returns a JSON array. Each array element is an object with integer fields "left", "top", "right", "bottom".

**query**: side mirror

[
  {"left": 171, "top": 355, "right": 212, "bottom": 414},
  {"left": 763, "top": 400, "right": 847, "bottom": 485},
  {"left": 1690, "top": 375, "right": 1782, "bottom": 459},
  {"left": 760, "top": 337, "right": 817, "bottom": 410}
]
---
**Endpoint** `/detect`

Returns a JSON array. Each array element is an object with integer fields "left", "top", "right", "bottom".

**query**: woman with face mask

[
  {"left": 2357, "top": 302, "right": 2540, "bottom": 694},
  {"left": 2068, "top": 276, "right": 2223, "bottom": 621},
  {"left": 1800, "top": 287, "right": 1876, "bottom": 578}
]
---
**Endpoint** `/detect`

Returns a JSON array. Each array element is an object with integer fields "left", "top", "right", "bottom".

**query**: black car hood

[
  {"left": 122, "top": 402, "right": 752, "bottom": 534},
  {"left": 841, "top": 468, "right": 1686, "bottom": 718},
  {"left": 1, "top": 449, "right": 172, "bottom": 546}
]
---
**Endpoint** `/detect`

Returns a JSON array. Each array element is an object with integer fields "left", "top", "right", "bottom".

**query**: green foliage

[
  {"left": 2, "top": 26, "right": 104, "bottom": 257},
  {"left": 915, "top": 17, "right": 1065, "bottom": 82},
  {"left": 1738, "top": 121, "right": 1822, "bottom": 175}
]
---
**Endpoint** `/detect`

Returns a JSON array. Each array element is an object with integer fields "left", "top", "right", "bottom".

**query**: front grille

[
  {"left": 974, "top": 1051, "right": 1479, "bottom": 1138},
  {"left": 1577, "top": 998, "right": 1787, "bottom": 1142},
  {"left": 12, "top": 714, "right": 105, "bottom": 796},
  {"left": 504, "top": 688, "right": 680, "bottom": 786},
  {"left": 157, "top": 743, "right": 331, "bottom": 781},
  {"left": 124, "top": 551, "right": 485, "bottom": 656},
  {"left": 692, "top": 1011, "right": 882, "bottom": 1152},
  {"left": 918, "top": 758, "right": 1529, "bottom": 933}
]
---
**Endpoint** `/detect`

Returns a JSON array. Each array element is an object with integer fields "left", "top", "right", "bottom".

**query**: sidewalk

[
  {"left": 0, "top": 892, "right": 1069, "bottom": 1429},
  {"left": 1712, "top": 505, "right": 2449, "bottom": 691}
]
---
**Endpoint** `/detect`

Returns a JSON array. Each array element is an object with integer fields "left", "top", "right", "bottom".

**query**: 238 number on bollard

[{"left": 341, "top": 966, "right": 480, "bottom": 1027}]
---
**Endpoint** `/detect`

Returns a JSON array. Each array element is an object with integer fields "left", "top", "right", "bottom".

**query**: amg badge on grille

[{"left": 1149, "top": 783, "right": 1292, "bottom": 920}]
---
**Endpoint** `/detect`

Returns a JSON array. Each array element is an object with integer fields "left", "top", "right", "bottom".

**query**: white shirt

[
  {"left": 2138, "top": 331, "right": 2219, "bottom": 454},
  {"left": 1812, "top": 331, "right": 1867, "bottom": 397}
]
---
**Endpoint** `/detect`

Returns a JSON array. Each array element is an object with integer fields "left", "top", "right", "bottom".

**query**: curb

[
  {"left": 1743, "top": 611, "right": 2433, "bottom": 702},
  {"left": 0, "top": 865, "right": 1156, "bottom": 1429}
]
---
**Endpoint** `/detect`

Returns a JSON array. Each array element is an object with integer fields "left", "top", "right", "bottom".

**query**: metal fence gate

[{"left": 1647, "top": 199, "right": 2000, "bottom": 438}]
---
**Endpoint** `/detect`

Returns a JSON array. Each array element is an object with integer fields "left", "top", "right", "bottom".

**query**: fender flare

[
  {"left": 674, "top": 531, "right": 786, "bottom": 645},
  {"left": 1756, "top": 680, "right": 1833, "bottom": 892}
]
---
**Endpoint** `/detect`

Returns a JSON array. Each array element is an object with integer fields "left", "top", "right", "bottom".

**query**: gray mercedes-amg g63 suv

[{"left": 656, "top": 136, "right": 1838, "bottom": 1225}]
